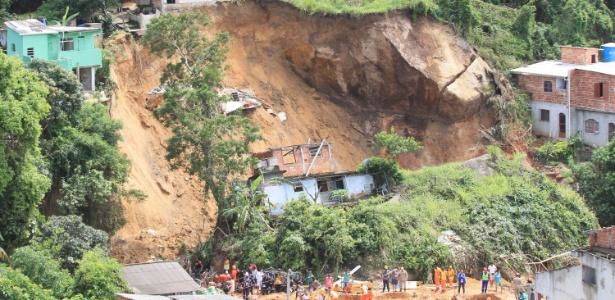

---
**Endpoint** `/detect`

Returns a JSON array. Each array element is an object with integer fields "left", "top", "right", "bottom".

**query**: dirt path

[{"left": 232, "top": 279, "right": 516, "bottom": 300}]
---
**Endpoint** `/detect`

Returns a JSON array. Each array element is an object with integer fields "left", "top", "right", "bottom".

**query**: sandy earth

[{"left": 107, "top": 1, "right": 498, "bottom": 262}]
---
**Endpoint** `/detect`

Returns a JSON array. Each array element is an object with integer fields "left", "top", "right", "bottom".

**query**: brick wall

[
  {"left": 270, "top": 144, "right": 334, "bottom": 177},
  {"left": 561, "top": 47, "right": 601, "bottom": 65},
  {"left": 518, "top": 75, "right": 567, "bottom": 105},
  {"left": 589, "top": 226, "right": 615, "bottom": 249},
  {"left": 570, "top": 70, "right": 615, "bottom": 112}
]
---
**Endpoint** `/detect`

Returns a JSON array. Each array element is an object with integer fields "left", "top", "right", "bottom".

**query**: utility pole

[{"left": 287, "top": 269, "right": 292, "bottom": 300}]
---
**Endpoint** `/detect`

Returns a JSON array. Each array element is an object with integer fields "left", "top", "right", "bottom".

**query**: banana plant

[
  {"left": 55, "top": 6, "right": 79, "bottom": 26},
  {"left": 222, "top": 175, "right": 272, "bottom": 233}
]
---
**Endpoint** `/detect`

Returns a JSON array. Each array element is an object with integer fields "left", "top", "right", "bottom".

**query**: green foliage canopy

[
  {"left": 33, "top": 215, "right": 109, "bottom": 272},
  {"left": 0, "top": 53, "right": 51, "bottom": 251},
  {"left": 372, "top": 126, "right": 422, "bottom": 159},
  {"left": 73, "top": 249, "right": 130, "bottom": 299},
  {"left": 10, "top": 246, "right": 74, "bottom": 298},
  {"left": 0, "top": 264, "right": 55, "bottom": 300},
  {"left": 573, "top": 139, "right": 615, "bottom": 226},
  {"left": 28, "top": 59, "right": 130, "bottom": 234},
  {"left": 36, "top": 0, "right": 118, "bottom": 23}
]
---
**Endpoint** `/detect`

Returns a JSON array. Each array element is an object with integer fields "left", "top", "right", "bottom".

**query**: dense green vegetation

[
  {"left": 196, "top": 151, "right": 596, "bottom": 280},
  {"left": 573, "top": 139, "right": 615, "bottom": 227},
  {"left": 2, "top": 216, "right": 129, "bottom": 300}
]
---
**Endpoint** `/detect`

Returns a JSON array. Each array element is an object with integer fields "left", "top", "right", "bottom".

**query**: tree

[
  {"left": 437, "top": 0, "right": 478, "bottom": 34},
  {"left": 372, "top": 126, "right": 422, "bottom": 159},
  {"left": 573, "top": 140, "right": 615, "bottom": 226},
  {"left": 28, "top": 59, "right": 130, "bottom": 234},
  {"left": 0, "top": 53, "right": 51, "bottom": 252},
  {"left": 10, "top": 246, "right": 73, "bottom": 298},
  {"left": 222, "top": 176, "right": 271, "bottom": 233},
  {"left": 28, "top": 59, "right": 84, "bottom": 138},
  {"left": 73, "top": 249, "right": 129, "bottom": 300},
  {"left": 142, "top": 13, "right": 261, "bottom": 221},
  {"left": 75, "top": 249, "right": 130, "bottom": 300},
  {"left": 0, "top": 264, "right": 55, "bottom": 300},
  {"left": 33, "top": 215, "right": 109, "bottom": 272},
  {"left": 36, "top": 0, "right": 118, "bottom": 24}
]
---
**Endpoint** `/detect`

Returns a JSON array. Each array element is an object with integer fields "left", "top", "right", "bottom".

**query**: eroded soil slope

[{"left": 110, "top": 0, "right": 502, "bottom": 262}]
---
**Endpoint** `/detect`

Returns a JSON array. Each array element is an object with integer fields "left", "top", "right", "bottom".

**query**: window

[
  {"left": 293, "top": 182, "right": 304, "bottom": 192},
  {"left": 585, "top": 119, "right": 599, "bottom": 134},
  {"left": 282, "top": 147, "right": 296, "bottom": 164},
  {"left": 556, "top": 78, "right": 567, "bottom": 90},
  {"left": 11, "top": 43, "right": 15, "bottom": 52},
  {"left": 594, "top": 82, "right": 607, "bottom": 98},
  {"left": 591, "top": 54, "right": 597, "bottom": 63},
  {"left": 309, "top": 145, "right": 323, "bottom": 158},
  {"left": 26, "top": 47, "right": 34, "bottom": 57},
  {"left": 582, "top": 265, "right": 596, "bottom": 285},
  {"left": 61, "top": 38, "right": 74, "bottom": 51},
  {"left": 539, "top": 109, "right": 550, "bottom": 122},
  {"left": 544, "top": 81, "right": 553, "bottom": 93}
]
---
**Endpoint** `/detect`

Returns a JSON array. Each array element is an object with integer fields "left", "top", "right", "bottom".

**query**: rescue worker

[
  {"left": 440, "top": 267, "right": 447, "bottom": 292},
  {"left": 481, "top": 267, "right": 490, "bottom": 293},
  {"left": 447, "top": 266, "right": 455, "bottom": 289},
  {"left": 381, "top": 265, "right": 390, "bottom": 292},
  {"left": 434, "top": 266, "right": 442, "bottom": 292}
]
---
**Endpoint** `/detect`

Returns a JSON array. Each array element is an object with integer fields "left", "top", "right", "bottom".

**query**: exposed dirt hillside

[{"left": 109, "top": 0, "right": 503, "bottom": 262}]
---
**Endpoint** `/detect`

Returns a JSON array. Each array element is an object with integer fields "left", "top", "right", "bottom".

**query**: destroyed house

[
  {"left": 534, "top": 226, "right": 615, "bottom": 300},
  {"left": 512, "top": 44, "right": 615, "bottom": 146},
  {"left": 252, "top": 141, "right": 375, "bottom": 215}
]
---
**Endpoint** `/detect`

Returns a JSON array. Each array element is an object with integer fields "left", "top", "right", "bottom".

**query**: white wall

[
  {"left": 530, "top": 102, "right": 569, "bottom": 138},
  {"left": 535, "top": 265, "right": 582, "bottom": 300},
  {"left": 264, "top": 178, "right": 318, "bottom": 215},
  {"left": 575, "top": 109, "right": 615, "bottom": 147},
  {"left": 344, "top": 174, "right": 374, "bottom": 199},
  {"left": 535, "top": 252, "right": 615, "bottom": 300}
]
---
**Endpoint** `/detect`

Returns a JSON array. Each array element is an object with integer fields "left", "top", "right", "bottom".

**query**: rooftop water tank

[{"left": 602, "top": 43, "right": 615, "bottom": 62}]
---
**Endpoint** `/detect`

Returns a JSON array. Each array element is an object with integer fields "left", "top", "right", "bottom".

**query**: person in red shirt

[{"left": 324, "top": 274, "right": 333, "bottom": 291}]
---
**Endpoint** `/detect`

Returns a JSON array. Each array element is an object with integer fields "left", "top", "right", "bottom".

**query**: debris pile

[{"left": 219, "top": 87, "right": 262, "bottom": 114}]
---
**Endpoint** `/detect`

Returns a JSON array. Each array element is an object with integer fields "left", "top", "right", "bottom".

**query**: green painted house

[{"left": 4, "top": 19, "right": 102, "bottom": 92}]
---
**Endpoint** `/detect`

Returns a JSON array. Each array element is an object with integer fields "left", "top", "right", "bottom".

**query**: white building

[{"left": 535, "top": 226, "right": 615, "bottom": 300}]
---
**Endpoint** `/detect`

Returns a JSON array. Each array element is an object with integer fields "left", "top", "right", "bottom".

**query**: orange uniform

[
  {"left": 440, "top": 269, "right": 447, "bottom": 290},
  {"left": 434, "top": 267, "right": 442, "bottom": 291},
  {"left": 360, "top": 291, "right": 373, "bottom": 300},
  {"left": 447, "top": 267, "right": 455, "bottom": 286}
]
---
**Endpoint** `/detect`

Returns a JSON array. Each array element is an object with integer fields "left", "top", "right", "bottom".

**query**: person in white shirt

[{"left": 488, "top": 264, "right": 497, "bottom": 289}]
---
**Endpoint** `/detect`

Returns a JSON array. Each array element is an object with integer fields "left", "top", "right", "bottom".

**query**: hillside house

[
  {"left": 534, "top": 226, "right": 615, "bottom": 300},
  {"left": 252, "top": 141, "right": 375, "bottom": 215},
  {"left": 4, "top": 19, "right": 102, "bottom": 92},
  {"left": 512, "top": 45, "right": 615, "bottom": 146}
]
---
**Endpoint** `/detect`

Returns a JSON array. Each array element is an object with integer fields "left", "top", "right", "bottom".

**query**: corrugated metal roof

[
  {"left": 4, "top": 19, "right": 101, "bottom": 36},
  {"left": 4, "top": 19, "right": 56, "bottom": 35},
  {"left": 511, "top": 60, "right": 578, "bottom": 78},
  {"left": 123, "top": 261, "right": 201, "bottom": 295},
  {"left": 575, "top": 63, "right": 615, "bottom": 76}
]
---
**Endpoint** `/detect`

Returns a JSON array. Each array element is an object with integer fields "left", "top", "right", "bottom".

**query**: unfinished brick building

[{"left": 512, "top": 45, "right": 615, "bottom": 146}]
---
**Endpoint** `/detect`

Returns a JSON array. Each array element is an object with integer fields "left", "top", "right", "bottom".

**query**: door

[
  {"left": 559, "top": 113, "right": 566, "bottom": 138},
  {"left": 609, "top": 123, "right": 615, "bottom": 142}
]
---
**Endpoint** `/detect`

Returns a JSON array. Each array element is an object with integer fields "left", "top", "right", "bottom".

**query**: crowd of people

[
  {"left": 187, "top": 257, "right": 536, "bottom": 300},
  {"left": 431, "top": 264, "right": 535, "bottom": 300}
]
